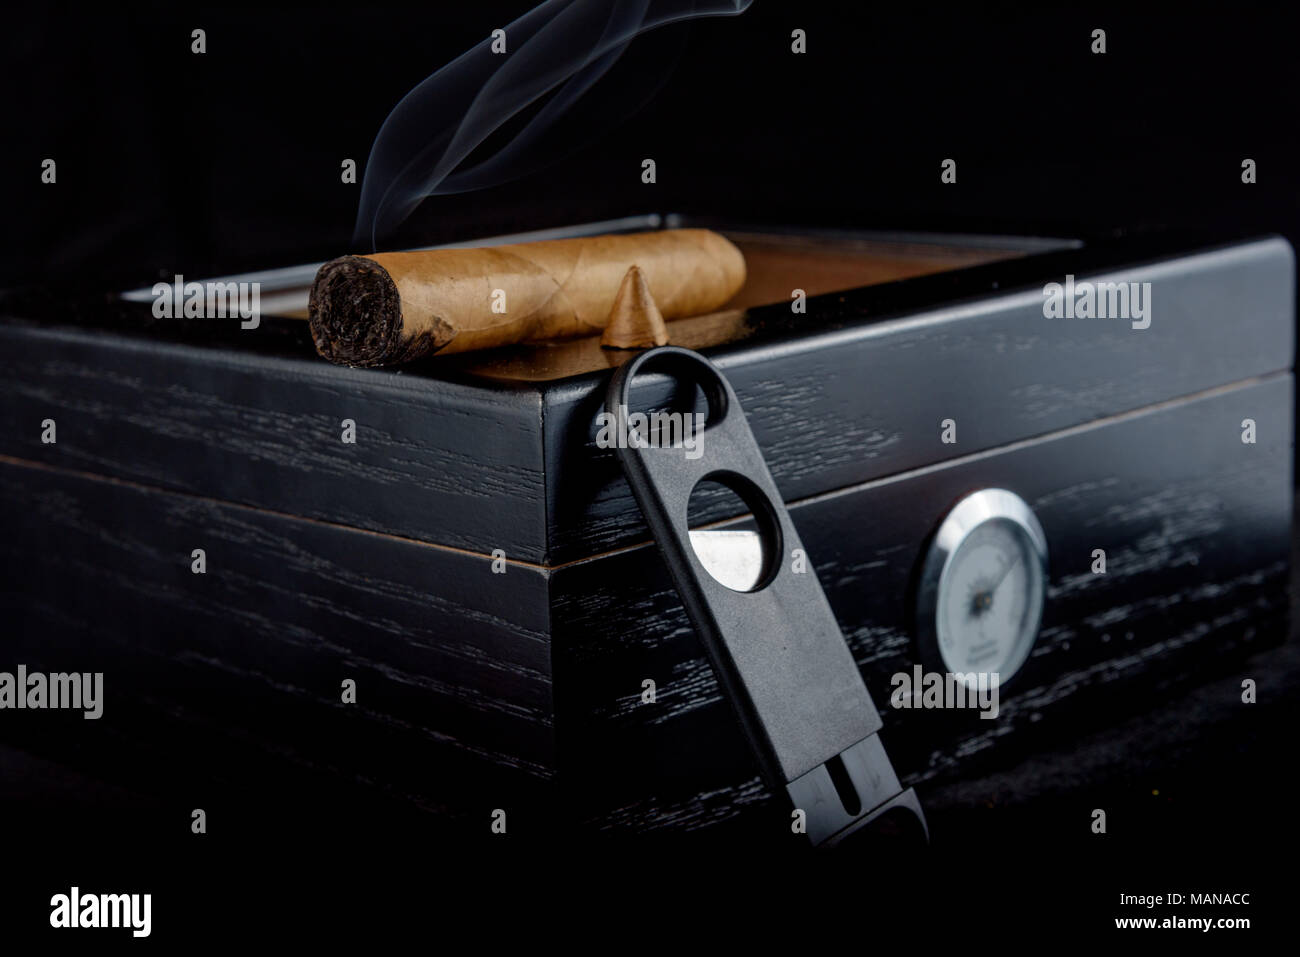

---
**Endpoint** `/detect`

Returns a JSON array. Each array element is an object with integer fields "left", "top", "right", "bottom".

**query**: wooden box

[{"left": 0, "top": 219, "right": 1292, "bottom": 840}]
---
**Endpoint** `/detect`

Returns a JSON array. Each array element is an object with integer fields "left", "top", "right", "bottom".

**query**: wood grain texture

[
  {"left": 0, "top": 234, "right": 1291, "bottom": 566},
  {"left": 0, "top": 230, "right": 1291, "bottom": 840},
  {"left": 0, "top": 322, "right": 550, "bottom": 560},
  {"left": 551, "top": 377, "right": 1292, "bottom": 833},
  {"left": 0, "top": 461, "right": 555, "bottom": 829},
  {"left": 542, "top": 237, "right": 1295, "bottom": 561}
]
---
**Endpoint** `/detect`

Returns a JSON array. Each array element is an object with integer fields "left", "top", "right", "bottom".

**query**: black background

[
  {"left": 3, "top": 2, "right": 1299, "bottom": 286},
  {"left": 1, "top": 1, "right": 1297, "bottom": 941}
]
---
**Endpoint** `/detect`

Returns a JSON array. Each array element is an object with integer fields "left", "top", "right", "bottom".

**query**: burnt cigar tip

[{"left": 309, "top": 255, "right": 404, "bottom": 367}]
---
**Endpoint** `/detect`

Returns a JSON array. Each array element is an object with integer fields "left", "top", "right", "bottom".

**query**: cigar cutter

[{"left": 606, "top": 346, "right": 927, "bottom": 847}]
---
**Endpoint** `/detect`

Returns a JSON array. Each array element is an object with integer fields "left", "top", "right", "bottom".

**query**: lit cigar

[{"left": 309, "top": 229, "right": 745, "bottom": 366}]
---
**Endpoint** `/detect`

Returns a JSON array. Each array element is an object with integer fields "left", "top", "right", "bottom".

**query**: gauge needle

[
  {"left": 972, "top": 553, "right": 1024, "bottom": 618},
  {"left": 991, "top": 553, "right": 1023, "bottom": 596}
]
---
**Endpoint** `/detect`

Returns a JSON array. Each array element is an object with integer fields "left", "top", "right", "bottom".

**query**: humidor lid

[{"left": 0, "top": 219, "right": 1292, "bottom": 565}]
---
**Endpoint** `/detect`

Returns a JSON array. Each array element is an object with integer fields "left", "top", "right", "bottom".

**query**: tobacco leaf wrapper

[
  {"left": 308, "top": 229, "right": 745, "bottom": 366},
  {"left": 601, "top": 264, "right": 669, "bottom": 350}
]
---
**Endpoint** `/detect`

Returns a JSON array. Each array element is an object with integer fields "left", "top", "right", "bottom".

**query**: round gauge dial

[{"left": 916, "top": 489, "right": 1048, "bottom": 689}]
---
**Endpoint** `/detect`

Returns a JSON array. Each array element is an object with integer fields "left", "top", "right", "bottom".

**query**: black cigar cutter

[{"left": 607, "top": 346, "right": 927, "bottom": 847}]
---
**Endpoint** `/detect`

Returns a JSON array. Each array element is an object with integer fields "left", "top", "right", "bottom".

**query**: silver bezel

[{"left": 914, "top": 488, "right": 1048, "bottom": 688}]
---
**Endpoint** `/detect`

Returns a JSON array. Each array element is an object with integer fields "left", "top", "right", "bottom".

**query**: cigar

[
  {"left": 601, "top": 265, "right": 669, "bottom": 350},
  {"left": 308, "top": 229, "right": 746, "bottom": 366}
]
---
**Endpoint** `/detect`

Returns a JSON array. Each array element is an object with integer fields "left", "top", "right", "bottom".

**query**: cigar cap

[
  {"left": 601, "top": 265, "right": 669, "bottom": 350},
  {"left": 309, "top": 255, "right": 452, "bottom": 367}
]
